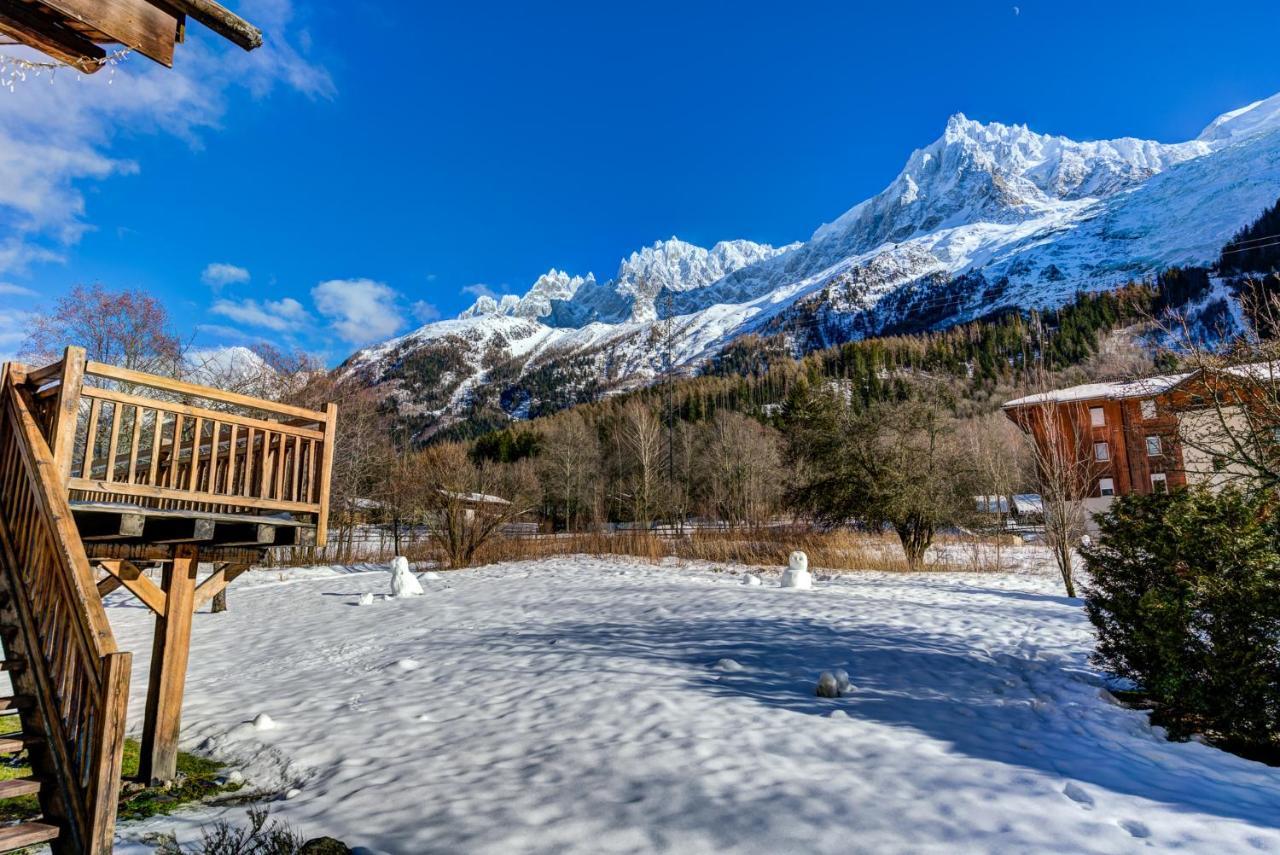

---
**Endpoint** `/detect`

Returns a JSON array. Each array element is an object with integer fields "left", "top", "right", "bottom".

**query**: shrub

[{"left": 1083, "top": 487, "right": 1280, "bottom": 745}]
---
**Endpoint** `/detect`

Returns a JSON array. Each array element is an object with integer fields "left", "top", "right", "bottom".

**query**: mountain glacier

[{"left": 342, "top": 91, "right": 1280, "bottom": 436}]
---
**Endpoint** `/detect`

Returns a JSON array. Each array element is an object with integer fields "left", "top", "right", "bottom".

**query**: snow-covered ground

[{"left": 109, "top": 554, "right": 1280, "bottom": 854}]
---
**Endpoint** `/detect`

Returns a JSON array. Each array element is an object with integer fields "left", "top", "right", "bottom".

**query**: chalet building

[
  {"left": 1003, "top": 374, "right": 1192, "bottom": 519},
  {"left": 1003, "top": 364, "right": 1277, "bottom": 522}
]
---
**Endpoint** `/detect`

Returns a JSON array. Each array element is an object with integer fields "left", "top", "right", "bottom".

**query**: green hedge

[{"left": 1083, "top": 487, "right": 1280, "bottom": 745}]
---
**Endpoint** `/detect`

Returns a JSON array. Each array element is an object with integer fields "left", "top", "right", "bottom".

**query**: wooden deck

[{"left": 16, "top": 350, "right": 336, "bottom": 558}]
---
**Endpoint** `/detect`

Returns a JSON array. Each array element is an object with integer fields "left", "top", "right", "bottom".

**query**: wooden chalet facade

[{"left": 1004, "top": 364, "right": 1280, "bottom": 520}]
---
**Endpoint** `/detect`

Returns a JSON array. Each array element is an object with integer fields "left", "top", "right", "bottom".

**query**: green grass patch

[{"left": 0, "top": 738, "right": 242, "bottom": 824}]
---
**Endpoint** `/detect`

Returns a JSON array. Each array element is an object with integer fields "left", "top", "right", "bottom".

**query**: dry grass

[{"left": 279, "top": 528, "right": 1026, "bottom": 574}]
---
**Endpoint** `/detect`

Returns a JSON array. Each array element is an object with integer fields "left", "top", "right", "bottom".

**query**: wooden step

[
  {"left": 0, "top": 697, "right": 32, "bottom": 715},
  {"left": 0, "top": 659, "right": 23, "bottom": 673},
  {"left": 0, "top": 777, "right": 41, "bottom": 799},
  {"left": 0, "top": 734, "right": 39, "bottom": 754},
  {"left": 0, "top": 820, "right": 59, "bottom": 850}
]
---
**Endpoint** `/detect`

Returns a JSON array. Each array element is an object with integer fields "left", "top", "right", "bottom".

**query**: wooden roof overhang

[{"left": 0, "top": 0, "right": 260, "bottom": 72}]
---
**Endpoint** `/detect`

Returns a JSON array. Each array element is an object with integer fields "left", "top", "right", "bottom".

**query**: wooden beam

[
  {"left": 212, "top": 522, "right": 276, "bottom": 547},
  {"left": 76, "top": 512, "right": 146, "bottom": 542},
  {"left": 40, "top": 0, "right": 179, "bottom": 67},
  {"left": 192, "top": 563, "right": 249, "bottom": 612},
  {"left": 154, "top": 0, "right": 260, "bottom": 51},
  {"left": 49, "top": 346, "right": 85, "bottom": 483},
  {"left": 96, "top": 576, "right": 123, "bottom": 598},
  {"left": 316, "top": 402, "right": 337, "bottom": 547},
  {"left": 145, "top": 517, "right": 214, "bottom": 544},
  {"left": 138, "top": 544, "right": 197, "bottom": 785},
  {"left": 86, "top": 361, "right": 324, "bottom": 422},
  {"left": 0, "top": 1, "right": 106, "bottom": 71},
  {"left": 93, "top": 560, "right": 166, "bottom": 615}
]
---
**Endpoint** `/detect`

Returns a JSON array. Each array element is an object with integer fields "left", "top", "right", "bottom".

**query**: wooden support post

[
  {"left": 49, "top": 346, "right": 85, "bottom": 483},
  {"left": 138, "top": 544, "right": 198, "bottom": 786},
  {"left": 316, "top": 402, "right": 337, "bottom": 548}
]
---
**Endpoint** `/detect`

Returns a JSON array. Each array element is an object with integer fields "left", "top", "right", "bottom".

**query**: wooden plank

[
  {"left": 69, "top": 501, "right": 306, "bottom": 527},
  {"left": 86, "top": 362, "right": 325, "bottom": 422},
  {"left": 316, "top": 403, "right": 337, "bottom": 547},
  {"left": 74, "top": 511, "right": 145, "bottom": 541},
  {"left": 40, "top": 0, "right": 179, "bottom": 67},
  {"left": 96, "top": 576, "right": 123, "bottom": 597},
  {"left": 138, "top": 544, "right": 197, "bottom": 785},
  {"left": 144, "top": 517, "right": 214, "bottom": 545},
  {"left": 186, "top": 416, "right": 202, "bottom": 492},
  {"left": 148, "top": 410, "right": 163, "bottom": 486},
  {"left": 0, "top": 1, "right": 105, "bottom": 71},
  {"left": 0, "top": 775, "right": 42, "bottom": 798},
  {"left": 126, "top": 405, "right": 143, "bottom": 484},
  {"left": 0, "top": 821, "right": 59, "bottom": 850},
  {"left": 50, "top": 346, "right": 86, "bottom": 483},
  {"left": 80, "top": 398, "right": 101, "bottom": 481},
  {"left": 162, "top": 0, "right": 260, "bottom": 51},
  {"left": 92, "top": 560, "right": 166, "bottom": 615},
  {"left": 104, "top": 400, "right": 123, "bottom": 483},
  {"left": 66, "top": 476, "right": 322, "bottom": 514},
  {"left": 81, "top": 385, "right": 325, "bottom": 440},
  {"left": 86, "top": 651, "right": 130, "bottom": 854},
  {"left": 211, "top": 522, "right": 275, "bottom": 547},
  {"left": 191, "top": 563, "right": 250, "bottom": 612}
]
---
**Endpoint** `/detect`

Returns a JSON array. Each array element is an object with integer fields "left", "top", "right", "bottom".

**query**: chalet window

[
  {"left": 1140, "top": 399, "right": 1157, "bottom": 420},
  {"left": 1089, "top": 406, "right": 1105, "bottom": 427},
  {"left": 1099, "top": 478, "right": 1115, "bottom": 497},
  {"left": 1151, "top": 472, "right": 1168, "bottom": 493},
  {"left": 1145, "top": 435, "right": 1162, "bottom": 456},
  {"left": 1094, "top": 441, "right": 1110, "bottom": 462}
]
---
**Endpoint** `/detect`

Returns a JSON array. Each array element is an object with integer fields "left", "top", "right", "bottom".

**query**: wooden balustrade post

[
  {"left": 50, "top": 346, "right": 85, "bottom": 482},
  {"left": 138, "top": 543, "right": 198, "bottom": 785}
]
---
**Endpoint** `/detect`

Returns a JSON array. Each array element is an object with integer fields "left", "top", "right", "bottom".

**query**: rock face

[
  {"left": 780, "top": 551, "right": 812, "bottom": 590},
  {"left": 340, "top": 90, "right": 1280, "bottom": 439}
]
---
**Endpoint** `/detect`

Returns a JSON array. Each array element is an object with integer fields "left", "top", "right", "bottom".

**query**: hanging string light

[{"left": 0, "top": 48, "right": 131, "bottom": 91}]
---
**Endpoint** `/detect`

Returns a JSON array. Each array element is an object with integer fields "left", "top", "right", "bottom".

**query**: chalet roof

[
  {"left": 440, "top": 490, "right": 512, "bottom": 507},
  {"left": 0, "top": 0, "right": 260, "bottom": 72},
  {"left": 1001, "top": 373, "right": 1190, "bottom": 409}
]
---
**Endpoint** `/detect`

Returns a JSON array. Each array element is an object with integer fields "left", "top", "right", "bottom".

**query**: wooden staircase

[{"left": 0, "top": 364, "right": 130, "bottom": 854}]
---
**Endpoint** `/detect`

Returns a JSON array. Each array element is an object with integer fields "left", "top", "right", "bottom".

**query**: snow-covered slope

[{"left": 342, "top": 91, "right": 1280, "bottom": 435}]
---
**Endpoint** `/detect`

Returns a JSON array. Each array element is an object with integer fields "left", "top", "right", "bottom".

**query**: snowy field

[{"left": 107, "top": 553, "right": 1280, "bottom": 854}]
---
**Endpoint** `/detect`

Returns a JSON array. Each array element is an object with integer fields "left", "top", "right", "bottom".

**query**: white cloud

[
  {"left": 201, "top": 262, "right": 251, "bottom": 289},
  {"left": 0, "top": 283, "right": 38, "bottom": 298},
  {"left": 0, "top": 0, "right": 334, "bottom": 275},
  {"left": 462, "top": 283, "right": 499, "bottom": 300},
  {"left": 210, "top": 296, "right": 310, "bottom": 331},
  {"left": 0, "top": 308, "right": 35, "bottom": 362},
  {"left": 411, "top": 300, "right": 441, "bottom": 323},
  {"left": 312, "top": 279, "right": 406, "bottom": 345}
]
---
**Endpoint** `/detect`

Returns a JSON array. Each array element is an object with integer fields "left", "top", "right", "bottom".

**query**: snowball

[
  {"left": 834, "top": 669, "right": 852, "bottom": 695},
  {"left": 816, "top": 672, "right": 841, "bottom": 698},
  {"left": 357, "top": 592, "right": 375, "bottom": 606},
  {"left": 252, "top": 713, "right": 278, "bottom": 731},
  {"left": 389, "top": 556, "right": 425, "bottom": 598},
  {"left": 285, "top": 787, "right": 302, "bottom": 800},
  {"left": 742, "top": 573, "right": 762, "bottom": 587},
  {"left": 827, "top": 709, "right": 849, "bottom": 719},
  {"left": 780, "top": 551, "right": 812, "bottom": 589},
  {"left": 714, "top": 658, "right": 744, "bottom": 672},
  {"left": 394, "top": 658, "right": 420, "bottom": 671}
]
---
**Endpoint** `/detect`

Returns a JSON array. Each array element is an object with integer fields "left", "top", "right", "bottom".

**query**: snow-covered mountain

[{"left": 342, "top": 91, "right": 1280, "bottom": 437}]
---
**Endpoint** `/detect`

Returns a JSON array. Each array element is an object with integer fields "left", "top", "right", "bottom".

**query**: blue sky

[{"left": 2, "top": 0, "right": 1279, "bottom": 364}]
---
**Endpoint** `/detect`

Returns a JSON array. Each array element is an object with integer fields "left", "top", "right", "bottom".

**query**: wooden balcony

[{"left": 14, "top": 348, "right": 336, "bottom": 558}]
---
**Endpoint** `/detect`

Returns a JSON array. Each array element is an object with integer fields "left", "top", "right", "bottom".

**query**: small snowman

[
  {"left": 780, "top": 550, "right": 813, "bottom": 589},
  {"left": 388, "top": 556, "right": 425, "bottom": 598}
]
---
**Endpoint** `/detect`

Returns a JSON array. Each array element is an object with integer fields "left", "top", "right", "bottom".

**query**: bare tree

[
  {"left": 616, "top": 400, "right": 665, "bottom": 526},
  {"left": 538, "top": 412, "right": 602, "bottom": 531},
  {"left": 1014, "top": 399, "right": 1095, "bottom": 597},
  {"left": 421, "top": 444, "right": 537, "bottom": 567},
  {"left": 21, "top": 284, "right": 183, "bottom": 374},
  {"left": 959, "top": 412, "right": 1031, "bottom": 570},
  {"left": 699, "top": 411, "right": 785, "bottom": 527}
]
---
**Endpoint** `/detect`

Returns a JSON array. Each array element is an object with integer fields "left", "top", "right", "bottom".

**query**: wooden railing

[
  {"left": 0, "top": 364, "right": 131, "bottom": 853},
  {"left": 25, "top": 350, "right": 336, "bottom": 545}
]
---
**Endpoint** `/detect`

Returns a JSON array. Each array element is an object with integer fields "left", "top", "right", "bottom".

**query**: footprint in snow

[
  {"left": 1062, "top": 782, "right": 1094, "bottom": 808},
  {"left": 1117, "top": 819, "right": 1150, "bottom": 839}
]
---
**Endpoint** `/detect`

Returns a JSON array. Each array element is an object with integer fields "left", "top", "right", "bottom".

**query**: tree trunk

[{"left": 896, "top": 519, "right": 933, "bottom": 571}]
